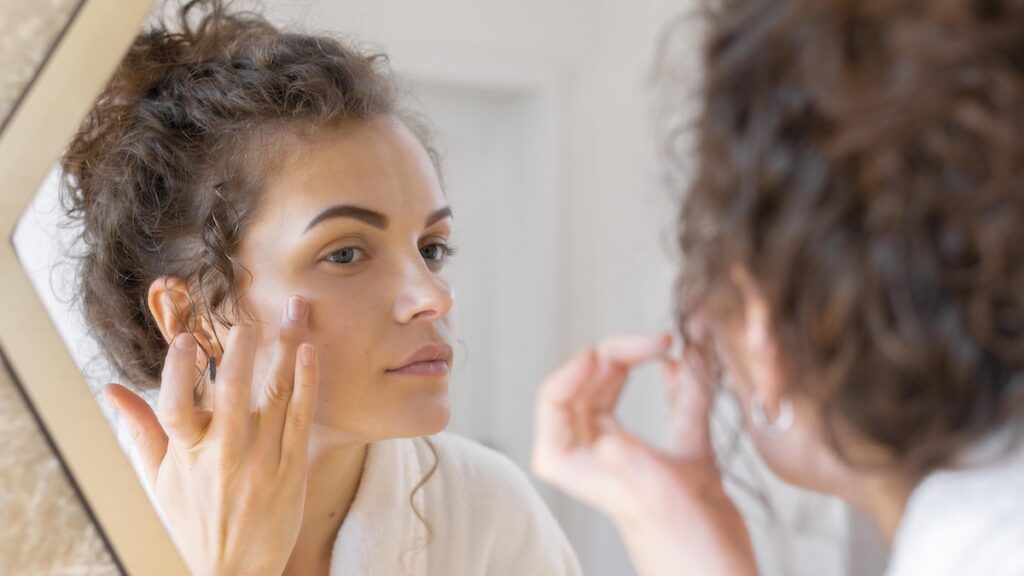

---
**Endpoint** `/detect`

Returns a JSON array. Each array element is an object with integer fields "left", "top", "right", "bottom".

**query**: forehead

[{"left": 256, "top": 115, "right": 446, "bottom": 225}]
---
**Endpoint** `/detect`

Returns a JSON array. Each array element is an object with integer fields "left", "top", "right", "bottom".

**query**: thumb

[
  {"left": 104, "top": 383, "right": 168, "bottom": 489},
  {"left": 663, "top": 357, "right": 715, "bottom": 465}
]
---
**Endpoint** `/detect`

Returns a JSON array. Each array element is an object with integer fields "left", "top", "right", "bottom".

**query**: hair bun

[{"left": 59, "top": 0, "right": 403, "bottom": 390}]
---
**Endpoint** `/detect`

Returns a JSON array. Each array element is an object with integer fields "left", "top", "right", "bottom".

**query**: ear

[
  {"left": 146, "top": 276, "right": 219, "bottom": 368},
  {"left": 728, "top": 264, "right": 787, "bottom": 413}
]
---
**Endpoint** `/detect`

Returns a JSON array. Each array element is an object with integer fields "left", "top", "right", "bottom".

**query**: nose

[{"left": 392, "top": 260, "right": 454, "bottom": 324}]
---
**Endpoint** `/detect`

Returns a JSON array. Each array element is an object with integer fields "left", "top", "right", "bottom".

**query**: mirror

[
  {"left": 1, "top": 0, "right": 187, "bottom": 574},
  {"left": 2, "top": 1, "right": 872, "bottom": 575}
]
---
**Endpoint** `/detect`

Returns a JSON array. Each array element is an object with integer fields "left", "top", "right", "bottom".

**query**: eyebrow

[
  {"left": 302, "top": 204, "right": 453, "bottom": 235},
  {"left": 425, "top": 207, "right": 453, "bottom": 228}
]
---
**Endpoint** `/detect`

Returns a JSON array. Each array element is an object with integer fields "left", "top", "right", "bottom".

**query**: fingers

[
  {"left": 577, "top": 333, "right": 673, "bottom": 444},
  {"left": 256, "top": 296, "right": 310, "bottom": 463},
  {"left": 537, "top": 347, "right": 598, "bottom": 408},
  {"left": 588, "top": 333, "right": 674, "bottom": 411},
  {"left": 534, "top": 348, "right": 599, "bottom": 455},
  {"left": 279, "top": 342, "right": 319, "bottom": 471},
  {"left": 663, "top": 356, "right": 715, "bottom": 464},
  {"left": 537, "top": 333, "right": 671, "bottom": 410},
  {"left": 534, "top": 333, "right": 672, "bottom": 455},
  {"left": 592, "top": 417, "right": 658, "bottom": 473},
  {"left": 156, "top": 333, "right": 208, "bottom": 447},
  {"left": 210, "top": 325, "right": 257, "bottom": 443},
  {"left": 259, "top": 296, "right": 309, "bottom": 412},
  {"left": 105, "top": 383, "right": 169, "bottom": 489},
  {"left": 595, "top": 332, "right": 675, "bottom": 367}
]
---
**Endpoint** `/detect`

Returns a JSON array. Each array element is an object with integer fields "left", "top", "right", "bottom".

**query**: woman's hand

[
  {"left": 531, "top": 332, "right": 758, "bottom": 576},
  {"left": 104, "top": 296, "right": 319, "bottom": 576}
]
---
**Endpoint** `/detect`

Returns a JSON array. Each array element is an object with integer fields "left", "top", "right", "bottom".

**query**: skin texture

[
  {"left": 531, "top": 267, "right": 914, "bottom": 575},
  {"left": 105, "top": 115, "right": 457, "bottom": 575}
]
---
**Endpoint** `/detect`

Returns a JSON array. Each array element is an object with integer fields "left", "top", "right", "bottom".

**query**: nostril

[{"left": 413, "top": 309, "right": 439, "bottom": 321}]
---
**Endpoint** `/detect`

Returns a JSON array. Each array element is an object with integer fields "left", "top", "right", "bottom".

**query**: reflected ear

[
  {"left": 146, "top": 276, "right": 218, "bottom": 365},
  {"left": 728, "top": 264, "right": 787, "bottom": 411}
]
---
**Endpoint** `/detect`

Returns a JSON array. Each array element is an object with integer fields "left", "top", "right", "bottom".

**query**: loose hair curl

[
  {"left": 62, "top": 0, "right": 412, "bottom": 397},
  {"left": 671, "top": 0, "right": 1024, "bottom": 477}
]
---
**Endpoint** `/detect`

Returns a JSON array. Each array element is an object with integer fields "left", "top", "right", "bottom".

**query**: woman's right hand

[
  {"left": 531, "top": 332, "right": 758, "bottom": 576},
  {"left": 103, "top": 296, "right": 319, "bottom": 576}
]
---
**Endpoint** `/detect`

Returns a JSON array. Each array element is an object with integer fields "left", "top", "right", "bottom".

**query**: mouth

[{"left": 386, "top": 343, "right": 454, "bottom": 377}]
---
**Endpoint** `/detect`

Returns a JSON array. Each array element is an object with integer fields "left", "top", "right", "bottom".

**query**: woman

[
  {"left": 63, "top": 1, "right": 580, "bottom": 574},
  {"left": 533, "top": 1, "right": 1024, "bottom": 575}
]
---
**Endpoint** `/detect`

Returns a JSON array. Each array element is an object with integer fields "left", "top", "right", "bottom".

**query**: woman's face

[{"left": 220, "top": 115, "right": 456, "bottom": 442}]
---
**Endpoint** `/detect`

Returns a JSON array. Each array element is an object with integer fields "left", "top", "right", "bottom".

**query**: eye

[
  {"left": 421, "top": 242, "right": 456, "bottom": 269},
  {"left": 326, "top": 246, "right": 366, "bottom": 265}
]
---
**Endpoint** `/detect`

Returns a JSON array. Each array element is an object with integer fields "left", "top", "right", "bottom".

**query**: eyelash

[
  {"left": 325, "top": 247, "right": 367, "bottom": 265},
  {"left": 421, "top": 242, "right": 458, "bottom": 266},
  {"left": 325, "top": 242, "right": 458, "bottom": 268}
]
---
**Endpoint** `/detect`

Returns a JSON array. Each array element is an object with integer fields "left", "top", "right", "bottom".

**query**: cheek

[
  {"left": 305, "top": 275, "right": 402, "bottom": 397},
  {"left": 719, "top": 336, "right": 824, "bottom": 488},
  {"left": 715, "top": 334, "right": 792, "bottom": 466},
  {"left": 440, "top": 300, "right": 457, "bottom": 340},
  {"left": 715, "top": 330, "right": 755, "bottom": 400},
  {"left": 310, "top": 295, "right": 384, "bottom": 375}
]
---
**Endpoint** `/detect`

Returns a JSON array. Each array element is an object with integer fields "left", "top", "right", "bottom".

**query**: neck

[
  {"left": 839, "top": 467, "right": 918, "bottom": 545},
  {"left": 283, "top": 424, "right": 368, "bottom": 575}
]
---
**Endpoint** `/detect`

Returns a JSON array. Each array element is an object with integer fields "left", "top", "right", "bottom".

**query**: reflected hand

[
  {"left": 531, "top": 332, "right": 757, "bottom": 576},
  {"left": 104, "top": 296, "right": 319, "bottom": 576}
]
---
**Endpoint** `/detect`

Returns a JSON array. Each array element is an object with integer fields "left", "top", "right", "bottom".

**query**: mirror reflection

[{"left": 10, "top": 0, "right": 892, "bottom": 575}]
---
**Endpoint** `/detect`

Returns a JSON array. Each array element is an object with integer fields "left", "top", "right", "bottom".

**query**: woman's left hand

[{"left": 531, "top": 332, "right": 758, "bottom": 576}]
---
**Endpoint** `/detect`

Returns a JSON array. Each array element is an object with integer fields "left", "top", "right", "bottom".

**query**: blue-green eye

[{"left": 326, "top": 247, "right": 366, "bottom": 265}]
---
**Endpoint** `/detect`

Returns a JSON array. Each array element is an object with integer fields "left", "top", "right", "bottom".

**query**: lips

[{"left": 387, "top": 343, "right": 454, "bottom": 376}]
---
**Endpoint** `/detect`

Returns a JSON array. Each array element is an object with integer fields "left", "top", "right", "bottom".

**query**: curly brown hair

[
  {"left": 671, "top": 0, "right": 1024, "bottom": 478},
  {"left": 61, "top": 0, "right": 444, "bottom": 546},
  {"left": 61, "top": 0, "right": 434, "bottom": 396}
]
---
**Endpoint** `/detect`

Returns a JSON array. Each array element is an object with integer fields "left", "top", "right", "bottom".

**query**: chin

[
  {"left": 321, "top": 376, "right": 453, "bottom": 440},
  {"left": 418, "top": 405, "right": 451, "bottom": 436},
  {"left": 388, "top": 387, "right": 452, "bottom": 438},
  {"left": 392, "top": 405, "right": 451, "bottom": 438}
]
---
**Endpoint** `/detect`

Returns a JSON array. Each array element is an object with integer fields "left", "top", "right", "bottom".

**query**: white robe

[
  {"left": 886, "top": 427, "right": 1024, "bottom": 576},
  {"left": 329, "top": 432, "right": 582, "bottom": 576}
]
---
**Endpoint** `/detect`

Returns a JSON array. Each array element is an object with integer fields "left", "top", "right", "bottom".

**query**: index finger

[
  {"left": 595, "top": 332, "right": 674, "bottom": 368},
  {"left": 663, "top": 356, "right": 715, "bottom": 463},
  {"left": 536, "top": 333, "right": 672, "bottom": 408},
  {"left": 535, "top": 348, "right": 599, "bottom": 454},
  {"left": 537, "top": 348, "right": 599, "bottom": 408},
  {"left": 587, "top": 332, "right": 674, "bottom": 411}
]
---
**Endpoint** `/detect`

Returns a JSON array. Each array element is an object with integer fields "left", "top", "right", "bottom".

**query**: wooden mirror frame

[{"left": 0, "top": 0, "right": 189, "bottom": 573}]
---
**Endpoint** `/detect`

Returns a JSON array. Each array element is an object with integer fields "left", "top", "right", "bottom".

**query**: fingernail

[
  {"left": 174, "top": 333, "right": 195, "bottom": 350},
  {"left": 287, "top": 296, "right": 307, "bottom": 322},
  {"left": 300, "top": 343, "right": 316, "bottom": 366}
]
